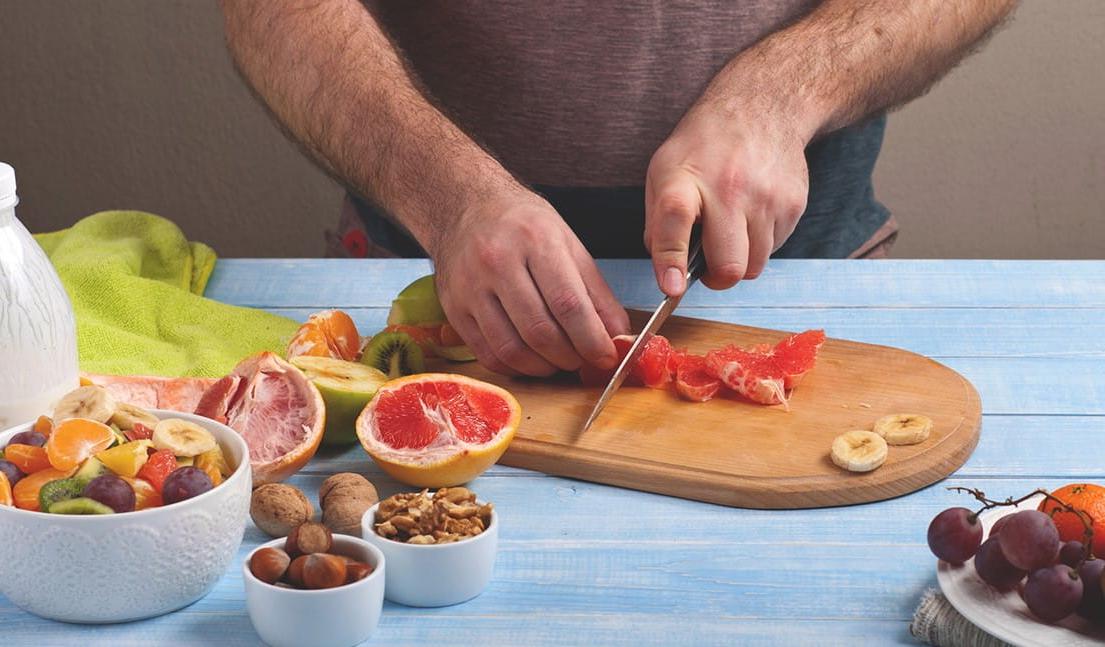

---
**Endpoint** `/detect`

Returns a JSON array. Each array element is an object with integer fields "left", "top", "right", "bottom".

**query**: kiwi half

[
  {"left": 361, "top": 331, "right": 425, "bottom": 378},
  {"left": 39, "top": 478, "right": 88, "bottom": 511},
  {"left": 48, "top": 497, "right": 114, "bottom": 515}
]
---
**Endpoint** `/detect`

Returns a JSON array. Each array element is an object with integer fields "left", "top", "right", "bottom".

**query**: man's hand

[
  {"left": 645, "top": 0, "right": 1016, "bottom": 297},
  {"left": 645, "top": 104, "right": 809, "bottom": 296},
  {"left": 432, "top": 189, "right": 629, "bottom": 376}
]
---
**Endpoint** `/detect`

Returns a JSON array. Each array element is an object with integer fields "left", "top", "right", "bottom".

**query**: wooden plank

[
  {"left": 434, "top": 311, "right": 982, "bottom": 509},
  {"left": 207, "top": 259, "right": 1105, "bottom": 308},
  {"left": 266, "top": 305, "right": 1105, "bottom": 358}
]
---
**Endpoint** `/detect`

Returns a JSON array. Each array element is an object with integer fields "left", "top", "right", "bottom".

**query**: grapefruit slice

[
  {"left": 674, "top": 354, "right": 722, "bottom": 402},
  {"left": 705, "top": 330, "right": 826, "bottom": 405},
  {"left": 355, "top": 373, "right": 520, "bottom": 488},
  {"left": 83, "top": 373, "right": 217, "bottom": 412},
  {"left": 578, "top": 334, "right": 673, "bottom": 388},
  {"left": 194, "top": 352, "right": 325, "bottom": 484},
  {"left": 286, "top": 309, "right": 361, "bottom": 362}
]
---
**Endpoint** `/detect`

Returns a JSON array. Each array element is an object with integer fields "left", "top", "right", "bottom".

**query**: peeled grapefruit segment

[
  {"left": 578, "top": 334, "right": 673, "bottom": 389},
  {"left": 705, "top": 330, "right": 826, "bottom": 405},
  {"left": 286, "top": 309, "right": 362, "bottom": 362},
  {"left": 83, "top": 373, "right": 217, "bottom": 412},
  {"left": 356, "top": 373, "right": 520, "bottom": 488},
  {"left": 194, "top": 352, "right": 325, "bottom": 485},
  {"left": 674, "top": 354, "right": 722, "bottom": 402}
]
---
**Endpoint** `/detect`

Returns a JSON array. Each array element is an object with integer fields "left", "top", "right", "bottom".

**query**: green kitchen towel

[{"left": 34, "top": 211, "right": 299, "bottom": 377}]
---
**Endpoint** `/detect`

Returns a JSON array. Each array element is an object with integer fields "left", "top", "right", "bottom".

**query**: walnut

[
  {"left": 318, "top": 472, "right": 378, "bottom": 536},
  {"left": 373, "top": 488, "right": 493, "bottom": 543},
  {"left": 251, "top": 484, "right": 314, "bottom": 538}
]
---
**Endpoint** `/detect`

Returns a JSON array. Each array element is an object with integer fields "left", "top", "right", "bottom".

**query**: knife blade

[{"left": 580, "top": 230, "right": 708, "bottom": 434}]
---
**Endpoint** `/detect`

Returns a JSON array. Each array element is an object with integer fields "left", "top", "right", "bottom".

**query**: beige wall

[{"left": 1, "top": 1, "right": 1102, "bottom": 259}]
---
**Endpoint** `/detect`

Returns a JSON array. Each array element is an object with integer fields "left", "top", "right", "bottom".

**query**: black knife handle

[{"left": 686, "top": 226, "right": 707, "bottom": 284}]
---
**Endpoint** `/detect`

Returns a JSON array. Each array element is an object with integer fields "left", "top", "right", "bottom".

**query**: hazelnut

[
  {"left": 302, "top": 553, "right": 348, "bottom": 590},
  {"left": 251, "top": 484, "right": 314, "bottom": 538},
  {"left": 285, "top": 521, "right": 333, "bottom": 557},
  {"left": 345, "top": 561, "right": 374, "bottom": 584},
  {"left": 249, "top": 547, "right": 291, "bottom": 584},
  {"left": 286, "top": 555, "right": 309, "bottom": 588}
]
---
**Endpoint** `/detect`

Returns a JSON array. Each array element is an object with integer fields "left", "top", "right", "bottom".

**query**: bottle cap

[{"left": 0, "top": 163, "right": 17, "bottom": 210}]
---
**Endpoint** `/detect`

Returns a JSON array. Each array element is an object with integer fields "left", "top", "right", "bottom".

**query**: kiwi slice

[
  {"left": 48, "top": 497, "right": 114, "bottom": 515},
  {"left": 361, "top": 331, "right": 425, "bottom": 378},
  {"left": 39, "top": 478, "right": 88, "bottom": 511},
  {"left": 74, "top": 456, "right": 108, "bottom": 483}
]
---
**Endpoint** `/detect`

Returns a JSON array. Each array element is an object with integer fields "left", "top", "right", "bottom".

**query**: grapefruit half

[
  {"left": 194, "top": 352, "right": 325, "bottom": 484},
  {"left": 356, "top": 373, "right": 520, "bottom": 488}
]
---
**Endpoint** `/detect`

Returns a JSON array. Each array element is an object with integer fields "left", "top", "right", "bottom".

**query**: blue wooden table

[{"left": 4, "top": 259, "right": 1103, "bottom": 646}]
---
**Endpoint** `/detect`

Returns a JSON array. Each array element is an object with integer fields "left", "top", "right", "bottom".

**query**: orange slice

[
  {"left": 46, "top": 419, "right": 116, "bottom": 472},
  {"left": 13, "top": 467, "right": 77, "bottom": 511},
  {"left": 4, "top": 444, "right": 52, "bottom": 474},
  {"left": 0, "top": 472, "right": 12, "bottom": 506},
  {"left": 121, "top": 476, "right": 163, "bottom": 511},
  {"left": 356, "top": 373, "right": 520, "bottom": 487},
  {"left": 286, "top": 310, "right": 361, "bottom": 362}
]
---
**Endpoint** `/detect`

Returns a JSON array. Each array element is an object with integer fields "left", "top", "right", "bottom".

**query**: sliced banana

[
  {"left": 53, "top": 385, "right": 117, "bottom": 424},
  {"left": 109, "top": 402, "right": 161, "bottom": 431},
  {"left": 152, "top": 418, "right": 217, "bottom": 457},
  {"left": 873, "top": 413, "right": 933, "bottom": 446},
  {"left": 830, "top": 430, "right": 888, "bottom": 472}
]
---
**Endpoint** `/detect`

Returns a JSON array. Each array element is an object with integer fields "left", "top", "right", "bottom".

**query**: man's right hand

[{"left": 431, "top": 190, "right": 630, "bottom": 376}]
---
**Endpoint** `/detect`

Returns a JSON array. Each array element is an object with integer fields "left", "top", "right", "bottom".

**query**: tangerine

[
  {"left": 0, "top": 472, "right": 12, "bottom": 506},
  {"left": 12, "top": 467, "right": 76, "bottom": 511},
  {"left": 286, "top": 309, "right": 361, "bottom": 362},
  {"left": 45, "top": 419, "right": 116, "bottom": 472},
  {"left": 4, "top": 444, "right": 52, "bottom": 474},
  {"left": 1038, "top": 483, "right": 1105, "bottom": 558}
]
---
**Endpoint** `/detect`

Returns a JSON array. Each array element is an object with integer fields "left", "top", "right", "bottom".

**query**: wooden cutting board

[{"left": 442, "top": 311, "right": 981, "bottom": 509}]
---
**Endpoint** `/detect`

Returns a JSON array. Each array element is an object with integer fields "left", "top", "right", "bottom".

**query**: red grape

[
  {"left": 7, "top": 431, "right": 46, "bottom": 448},
  {"left": 989, "top": 514, "right": 1013, "bottom": 539},
  {"left": 161, "top": 467, "right": 213, "bottom": 505},
  {"left": 1024, "top": 564, "right": 1082, "bottom": 622},
  {"left": 1077, "top": 559, "right": 1105, "bottom": 622},
  {"left": 82, "top": 474, "right": 136, "bottom": 513},
  {"left": 928, "top": 508, "right": 983, "bottom": 564},
  {"left": 998, "top": 510, "right": 1060, "bottom": 571},
  {"left": 1060, "top": 540, "right": 1085, "bottom": 568},
  {"left": 0, "top": 459, "right": 24, "bottom": 487},
  {"left": 975, "top": 536, "right": 1027, "bottom": 589}
]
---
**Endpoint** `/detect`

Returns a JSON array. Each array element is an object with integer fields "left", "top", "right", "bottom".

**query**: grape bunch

[{"left": 927, "top": 488, "right": 1104, "bottom": 625}]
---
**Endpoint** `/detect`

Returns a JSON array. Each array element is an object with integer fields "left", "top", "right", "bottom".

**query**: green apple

[
  {"left": 290, "top": 356, "right": 389, "bottom": 445},
  {"left": 387, "top": 274, "right": 446, "bottom": 326}
]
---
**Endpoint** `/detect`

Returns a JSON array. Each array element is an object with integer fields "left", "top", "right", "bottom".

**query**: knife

[{"left": 580, "top": 229, "right": 708, "bottom": 434}]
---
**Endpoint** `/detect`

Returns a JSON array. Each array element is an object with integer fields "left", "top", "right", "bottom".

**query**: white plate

[{"left": 936, "top": 493, "right": 1105, "bottom": 646}]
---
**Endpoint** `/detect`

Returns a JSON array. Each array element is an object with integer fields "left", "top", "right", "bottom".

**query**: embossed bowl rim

[{"left": 0, "top": 409, "right": 251, "bottom": 521}]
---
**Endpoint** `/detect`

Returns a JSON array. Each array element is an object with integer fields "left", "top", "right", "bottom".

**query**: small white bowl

[
  {"left": 361, "top": 499, "right": 498, "bottom": 607},
  {"left": 0, "top": 410, "right": 252, "bottom": 623},
  {"left": 244, "top": 535, "right": 385, "bottom": 647}
]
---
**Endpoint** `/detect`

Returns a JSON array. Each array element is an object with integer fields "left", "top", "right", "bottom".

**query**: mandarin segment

[
  {"left": 4, "top": 444, "right": 52, "bottom": 474},
  {"left": 32, "top": 415, "right": 53, "bottom": 438},
  {"left": 45, "top": 419, "right": 116, "bottom": 471},
  {"left": 0, "top": 472, "right": 12, "bottom": 506},
  {"left": 122, "top": 476, "right": 163, "bottom": 510},
  {"left": 12, "top": 467, "right": 77, "bottom": 511}
]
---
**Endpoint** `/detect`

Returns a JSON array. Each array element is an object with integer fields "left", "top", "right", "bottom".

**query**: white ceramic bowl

[
  {"left": 362, "top": 500, "right": 498, "bottom": 607},
  {"left": 244, "top": 535, "right": 385, "bottom": 647},
  {"left": 0, "top": 410, "right": 251, "bottom": 623}
]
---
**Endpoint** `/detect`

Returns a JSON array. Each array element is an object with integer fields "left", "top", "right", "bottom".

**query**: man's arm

[
  {"left": 646, "top": 0, "right": 1017, "bottom": 295},
  {"left": 220, "top": 0, "right": 628, "bottom": 376}
]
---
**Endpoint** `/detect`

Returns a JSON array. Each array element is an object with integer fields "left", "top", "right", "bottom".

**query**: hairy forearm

[
  {"left": 219, "top": 0, "right": 519, "bottom": 255},
  {"left": 701, "top": 0, "right": 1017, "bottom": 141}
]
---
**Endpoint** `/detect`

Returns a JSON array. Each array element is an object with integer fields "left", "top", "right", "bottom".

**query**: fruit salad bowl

[{"left": 0, "top": 410, "right": 251, "bottom": 623}]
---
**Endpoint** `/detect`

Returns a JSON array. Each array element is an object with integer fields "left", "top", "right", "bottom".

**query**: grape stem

[{"left": 948, "top": 487, "right": 1095, "bottom": 565}]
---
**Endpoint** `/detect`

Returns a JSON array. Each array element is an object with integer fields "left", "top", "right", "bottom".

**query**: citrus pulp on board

[
  {"left": 673, "top": 354, "right": 722, "bottom": 402},
  {"left": 194, "top": 352, "right": 325, "bottom": 484},
  {"left": 704, "top": 330, "right": 825, "bottom": 405},
  {"left": 286, "top": 309, "right": 362, "bottom": 362},
  {"left": 356, "top": 373, "right": 521, "bottom": 487},
  {"left": 1038, "top": 483, "right": 1105, "bottom": 558},
  {"left": 578, "top": 334, "right": 673, "bottom": 388}
]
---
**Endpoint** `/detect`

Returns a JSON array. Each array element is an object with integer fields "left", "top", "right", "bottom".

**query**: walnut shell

[
  {"left": 319, "top": 473, "right": 377, "bottom": 507},
  {"left": 323, "top": 495, "right": 377, "bottom": 536},
  {"left": 250, "top": 484, "right": 314, "bottom": 538}
]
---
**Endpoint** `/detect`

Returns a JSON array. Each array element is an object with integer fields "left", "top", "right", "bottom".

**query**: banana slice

[
  {"left": 152, "top": 418, "right": 217, "bottom": 457},
  {"left": 53, "top": 385, "right": 117, "bottom": 424},
  {"left": 873, "top": 413, "right": 933, "bottom": 446},
  {"left": 830, "top": 430, "right": 888, "bottom": 472},
  {"left": 109, "top": 402, "right": 161, "bottom": 431}
]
